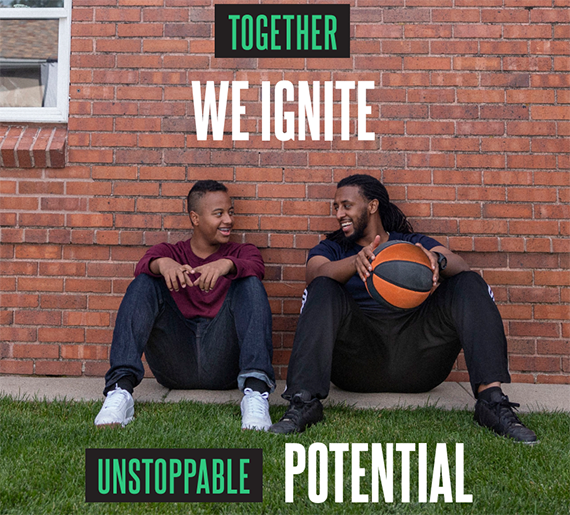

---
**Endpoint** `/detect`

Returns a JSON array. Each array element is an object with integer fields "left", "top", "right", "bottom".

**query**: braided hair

[{"left": 327, "top": 174, "right": 413, "bottom": 245}]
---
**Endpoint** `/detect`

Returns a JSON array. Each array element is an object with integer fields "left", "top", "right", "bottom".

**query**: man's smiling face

[
  {"left": 192, "top": 191, "right": 234, "bottom": 246},
  {"left": 333, "top": 185, "right": 371, "bottom": 245}
]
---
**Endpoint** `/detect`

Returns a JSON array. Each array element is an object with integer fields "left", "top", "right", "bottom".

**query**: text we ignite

[{"left": 191, "top": 81, "right": 376, "bottom": 142}]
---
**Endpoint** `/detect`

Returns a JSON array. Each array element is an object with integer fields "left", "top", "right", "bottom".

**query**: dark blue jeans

[{"left": 104, "top": 274, "right": 275, "bottom": 395}]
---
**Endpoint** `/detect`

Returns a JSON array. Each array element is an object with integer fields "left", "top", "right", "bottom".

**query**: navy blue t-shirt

[{"left": 307, "top": 232, "right": 442, "bottom": 312}]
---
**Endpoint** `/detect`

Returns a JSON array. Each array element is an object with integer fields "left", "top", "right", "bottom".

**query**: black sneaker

[
  {"left": 474, "top": 389, "right": 538, "bottom": 444},
  {"left": 268, "top": 391, "right": 324, "bottom": 434}
]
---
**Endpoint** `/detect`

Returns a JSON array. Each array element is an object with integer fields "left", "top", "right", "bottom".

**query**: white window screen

[{"left": 0, "top": 0, "right": 71, "bottom": 122}]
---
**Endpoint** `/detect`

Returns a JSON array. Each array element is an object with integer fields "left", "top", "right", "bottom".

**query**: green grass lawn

[{"left": 0, "top": 396, "right": 569, "bottom": 515}]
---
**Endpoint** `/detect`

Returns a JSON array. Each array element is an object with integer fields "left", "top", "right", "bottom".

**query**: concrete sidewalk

[{"left": 0, "top": 376, "right": 568, "bottom": 413}]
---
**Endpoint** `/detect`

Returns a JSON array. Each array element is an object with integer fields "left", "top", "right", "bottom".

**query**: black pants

[{"left": 284, "top": 271, "right": 510, "bottom": 400}]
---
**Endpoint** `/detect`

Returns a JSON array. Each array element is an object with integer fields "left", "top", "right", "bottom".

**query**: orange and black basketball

[{"left": 365, "top": 240, "right": 433, "bottom": 310}]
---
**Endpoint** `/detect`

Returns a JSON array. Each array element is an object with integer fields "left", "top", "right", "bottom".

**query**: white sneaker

[
  {"left": 94, "top": 387, "right": 134, "bottom": 427},
  {"left": 241, "top": 388, "right": 271, "bottom": 431}
]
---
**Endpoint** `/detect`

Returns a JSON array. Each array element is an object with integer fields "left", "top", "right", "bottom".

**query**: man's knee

[
  {"left": 127, "top": 273, "right": 162, "bottom": 293},
  {"left": 444, "top": 271, "right": 497, "bottom": 310},
  {"left": 229, "top": 276, "right": 272, "bottom": 316},
  {"left": 306, "top": 276, "right": 345, "bottom": 301},
  {"left": 299, "top": 276, "right": 347, "bottom": 315},
  {"left": 234, "top": 275, "right": 264, "bottom": 290},
  {"left": 307, "top": 276, "right": 343, "bottom": 294},
  {"left": 452, "top": 271, "right": 492, "bottom": 294},
  {"left": 231, "top": 276, "right": 268, "bottom": 300}
]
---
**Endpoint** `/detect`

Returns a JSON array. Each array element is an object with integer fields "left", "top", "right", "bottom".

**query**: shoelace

[
  {"left": 243, "top": 390, "right": 269, "bottom": 418},
  {"left": 103, "top": 389, "right": 128, "bottom": 410},
  {"left": 279, "top": 397, "right": 305, "bottom": 423},
  {"left": 491, "top": 396, "right": 523, "bottom": 426}
]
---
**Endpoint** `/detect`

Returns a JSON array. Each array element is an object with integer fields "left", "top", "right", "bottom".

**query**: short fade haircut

[{"left": 187, "top": 180, "right": 228, "bottom": 215}]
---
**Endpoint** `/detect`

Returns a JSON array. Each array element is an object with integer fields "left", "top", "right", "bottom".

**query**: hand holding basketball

[
  {"left": 415, "top": 243, "right": 439, "bottom": 286},
  {"left": 354, "top": 235, "right": 381, "bottom": 282},
  {"left": 365, "top": 240, "right": 434, "bottom": 310}
]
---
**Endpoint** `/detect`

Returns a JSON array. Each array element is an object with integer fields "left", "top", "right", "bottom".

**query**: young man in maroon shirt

[{"left": 95, "top": 180, "right": 276, "bottom": 431}]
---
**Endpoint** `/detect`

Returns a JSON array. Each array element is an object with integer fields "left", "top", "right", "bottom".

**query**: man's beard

[{"left": 340, "top": 209, "right": 369, "bottom": 246}]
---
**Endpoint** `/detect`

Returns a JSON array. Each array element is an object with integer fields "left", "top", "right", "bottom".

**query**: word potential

[
  {"left": 285, "top": 443, "right": 473, "bottom": 504},
  {"left": 191, "top": 81, "right": 376, "bottom": 142}
]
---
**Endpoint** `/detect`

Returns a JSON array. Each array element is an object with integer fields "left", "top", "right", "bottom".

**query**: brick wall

[{"left": 1, "top": 1, "right": 569, "bottom": 383}]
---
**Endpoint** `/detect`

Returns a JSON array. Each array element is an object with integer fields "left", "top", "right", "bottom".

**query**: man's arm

[
  {"left": 306, "top": 236, "right": 382, "bottom": 285},
  {"left": 430, "top": 245, "right": 470, "bottom": 278},
  {"left": 416, "top": 244, "right": 471, "bottom": 286}
]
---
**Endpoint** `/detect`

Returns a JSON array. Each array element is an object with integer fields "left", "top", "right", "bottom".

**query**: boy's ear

[{"left": 189, "top": 210, "right": 199, "bottom": 227}]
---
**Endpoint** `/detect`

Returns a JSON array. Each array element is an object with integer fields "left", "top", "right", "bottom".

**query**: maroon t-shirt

[{"left": 135, "top": 239, "right": 264, "bottom": 319}]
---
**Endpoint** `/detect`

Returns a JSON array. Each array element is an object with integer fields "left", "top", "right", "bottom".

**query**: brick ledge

[{"left": 0, "top": 126, "right": 67, "bottom": 169}]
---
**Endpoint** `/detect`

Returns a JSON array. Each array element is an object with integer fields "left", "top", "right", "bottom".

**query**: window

[{"left": 0, "top": 0, "right": 71, "bottom": 122}]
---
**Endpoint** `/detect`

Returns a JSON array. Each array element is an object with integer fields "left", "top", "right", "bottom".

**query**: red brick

[
  {"left": 432, "top": 138, "right": 478, "bottom": 152},
  {"left": 456, "top": 121, "right": 503, "bottom": 136},
  {"left": 65, "top": 279, "right": 112, "bottom": 293},
  {"left": 0, "top": 360, "right": 34, "bottom": 375},
  {"left": 431, "top": 41, "right": 477, "bottom": 55},
  {"left": 63, "top": 312, "right": 111, "bottom": 326},
  {"left": 497, "top": 304, "right": 532, "bottom": 320},
  {"left": 39, "top": 328, "right": 84, "bottom": 343},
  {"left": 482, "top": 9, "right": 529, "bottom": 23},
  {"left": 535, "top": 305, "right": 570, "bottom": 320},
  {"left": 1, "top": 328, "right": 37, "bottom": 343},
  {"left": 13, "top": 343, "right": 60, "bottom": 358},
  {"left": 35, "top": 361, "right": 83, "bottom": 376},
  {"left": 458, "top": 154, "right": 505, "bottom": 169},
  {"left": 18, "top": 278, "right": 64, "bottom": 292},
  {"left": 85, "top": 328, "right": 113, "bottom": 344},
  {"left": 115, "top": 214, "right": 162, "bottom": 228},
  {"left": 15, "top": 245, "right": 61, "bottom": 260},
  {"left": 15, "top": 310, "right": 61, "bottom": 325},
  {"left": 84, "top": 361, "right": 110, "bottom": 376},
  {"left": 504, "top": 25, "right": 552, "bottom": 39},
  {"left": 510, "top": 356, "right": 561, "bottom": 373},
  {"left": 383, "top": 73, "right": 430, "bottom": 87},
  {"left": 533, "top": 106, "right": 570, "bottom": 120},
  {"left": 61, "top": 344, "right": 109, "bottom": 360},
  {"left": 405, "top": 25, "right": 451, "bottom": 38},
  {"left": 504, "top": 57, "right": 551, "bottom": 72},
  {"left": 89, "top": 198, "right": 135, "bottom": 213},
  {"left": 455, "top": 25, "right": 502, "bottom": 38},
  {"left": 484, "top": 204, "right": 533, "bottom": 219},
  {"left": 382, "top": 40, "right": 428, "bottom": 54},
  {"left": 143, "top": 39, "right": 188, "bottom": 52},
  {"left": 507, "top": 121, "right": 557, "bottom": 136},
  {"left": 404, "top": 57, "right": 451, "bottom": 70},
  {"left": 483, "top": 270, "right": 533, "bottom": 285},
  {"left": 481, "top": 138, "right": 530, "bottom": 152}
]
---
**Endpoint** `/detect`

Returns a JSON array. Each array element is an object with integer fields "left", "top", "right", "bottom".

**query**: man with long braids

[{"left": 269, "top": 174, "right": 537, "bottom": 443}]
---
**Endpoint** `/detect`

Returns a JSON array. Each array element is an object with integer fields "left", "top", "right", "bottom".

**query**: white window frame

[{"left": 0, "top": 0, "right": 72, "bottom": 123}]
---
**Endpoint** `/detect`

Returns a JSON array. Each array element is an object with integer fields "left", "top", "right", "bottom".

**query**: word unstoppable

[
  {"left": 285, "top": 443, "right": 473, "bottom": 504},
  {"left": 191, "top": 81, "right": 376, "bottom": 141}
]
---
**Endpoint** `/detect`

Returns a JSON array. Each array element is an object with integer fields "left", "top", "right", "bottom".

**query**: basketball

[{"left": 365, "top": 240, "right": 434, "bottom": 310}]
